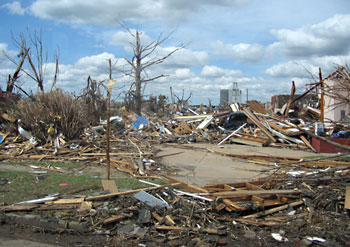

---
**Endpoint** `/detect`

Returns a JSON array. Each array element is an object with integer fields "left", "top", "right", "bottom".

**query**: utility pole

[
  {"left": 319, "top": 68, "right": 324, "bottom": 123},
  {"left": 246, "top": 88, "right": 248, "bottom": 103}
]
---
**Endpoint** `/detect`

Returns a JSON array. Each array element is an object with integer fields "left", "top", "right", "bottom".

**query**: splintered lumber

[
  {"left": 243, "top": 200, "right": 304, "bottom": 219},
  {"left": 173, "top": 114, "right": 213, "bottom": 121},
  {"left": 204, "top": 180, "right": 266, "bottom": 192},
  {"left": 300, "top": 135, "right": 317, "bottom": 153},
  {"left": 102, "top": 215, "right": 127, "bottom": 225},
  {"left": 230, "top": 133, "right": 269, "bottom": 147},
  {"left": 48, "top": 198, "right": 85, "bottom": 205},
  {"left": 217, "top": 123, "right": 247, "bottom": 145},
  {"left": 155, "top": 225, "right": 221, "bottom": 234},
  {"left": 345, "top": 187, "right": 350, "bottom": 210},
  {"left": 242, "top": 107, "right": 277, "bottom": 142},
  {"left": 162, "top": 175, "right": 208, "bottom": 193},
  {"left": 284, "top": 81, "right": 295, "bottom": 117},
  {"left": 213, "top": 189, "right": 301, "bottom": 199},
  {"left": 175, "top": 121, "right": 192, "bottom": 134},
  {"left": 152, "top": 212, "right": 163, "bottom": 222},
  {"left": 247, "top": 100, "right": 271, "bottom": 114},
  {"left": 0, "top": 204, "right": 39, "bottom": 212},
  {"left": 86, "top": 182, "right": 180, "bottom": 201},
  {"left": 223, "top": 199, "right": 247, "bottom": 211},
  {"left": 266, "top": 121, "right": 303, "bottom": 136}
]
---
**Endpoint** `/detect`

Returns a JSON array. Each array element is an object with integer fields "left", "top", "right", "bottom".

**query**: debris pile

[{"left": 1, "top": 66, "right": 350, "bottom": 245}]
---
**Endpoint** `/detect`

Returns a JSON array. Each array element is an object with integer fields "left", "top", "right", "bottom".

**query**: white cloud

[
  {"left": 161, "top": 47, "right": 209, "bottom": 68},
  {"left": 109, "top": 30, "right": 152, "bottom": 48},
  {"left": 265, "top": 61, "right": 317, "bottom": 78},
  {"left": 269, "top": 14, "right": 350, "bottom": 58},
  {"left": 201, "top": 65, "right": 242, "bottom": 78},
  {"left": 1, "top": 1, "right": 25, "bottom": 15},
  {"left": 29, "top": 0, "right": 250, "bottom": 25},
  {"left": 212, "top": 41, "right": 264, "bottom": 64},
  {"left": 266, "top": 55, "right": 350, "bottom": 79}
]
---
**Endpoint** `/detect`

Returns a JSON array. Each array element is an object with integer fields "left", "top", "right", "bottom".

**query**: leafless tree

[
  {"left": 5, "top": 29, "right": 59, "bottom": 93},
  {"left": 5, "top": 37, "right": 29, "bottom": 92},
  {"left": 120, "top": 22, "right": 185, "bottom": 115},
  {"left": 323, "top": 65, "right": 350, "bottom": 110}
]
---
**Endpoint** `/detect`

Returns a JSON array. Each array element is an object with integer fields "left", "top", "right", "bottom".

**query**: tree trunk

[{"left": 134, "top": 31, "right": 142, "bottom": 115}]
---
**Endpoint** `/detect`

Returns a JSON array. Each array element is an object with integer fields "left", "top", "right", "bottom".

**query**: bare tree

[
  {"left": 5, "top": 37, "right": 29, "bottom": 92},
  {"left": 323, "top": 65, "right": 350, "bottom": 110},
  {"left": 120, "top": 23, "right": 185, "bottom": 115},
  {"left": 5, "top": 29, "right": 59, "bottom": 93}
]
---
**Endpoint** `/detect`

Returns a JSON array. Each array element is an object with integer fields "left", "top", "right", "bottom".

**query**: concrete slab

[{"left": 155, "top": 143, "right": 316, "bottom": 186}]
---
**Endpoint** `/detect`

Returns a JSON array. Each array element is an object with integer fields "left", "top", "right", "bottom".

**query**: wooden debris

[
  {"left": 86, "top": 182, "right": 181, "bottom": 201},
  {"left": 102, "top": 215, "right": 127, "bottom": 225},
  {"left": 102, "top": 179, "right": 118, "bottom": 193},
  {"left": 243, "top": 200, "right": 304, "bottom": 219},
  {"left": 345, "top": 186, "right": 350, "bottom": 210}
]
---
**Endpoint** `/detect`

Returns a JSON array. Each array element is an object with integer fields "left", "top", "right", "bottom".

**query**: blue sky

[{"left": 0, "top": 0, "right": 349, "bottom": 105}]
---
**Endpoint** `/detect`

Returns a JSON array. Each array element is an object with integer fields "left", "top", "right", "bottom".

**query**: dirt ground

[{"left": 1, "top": 143, "right": 349, "bottom": 246}]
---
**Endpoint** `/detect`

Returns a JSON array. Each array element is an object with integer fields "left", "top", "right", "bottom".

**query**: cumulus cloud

[
  {"left": 109, "top": 30, "right": 152, "bottom": 48},
  {"left": 161, "top": 47, "right": 209, "bottom": 68},
  {"left": 266, "top": 54, "right": 350, "bottom": 79},
  {"left": 269, "top": 14, "right": 350, "bottom": 58},
  {"left": 28, "top": 0, "right": 250, "bottom": 25},
  {"left": 265, "top": 61, "right": 318, "bottom": 78},
  {"left": 1, "top": 1, "right": 25, "bottom": 15},
  {"left": 201, "top": 65, "right": 242, "bottom": 78},
  {"left": 212, "top": 41, "right": 264, "bottom": 64}
]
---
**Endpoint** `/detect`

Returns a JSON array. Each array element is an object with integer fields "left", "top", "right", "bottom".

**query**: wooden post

[
  {"left": 106, "top": 59, "right": 112, "bottom": 180},
  {"left": 319, "top": 68, "right": 324, "bottom": 122},
  {"left": 284, "top": 81, "right": 295, "bottom": 117}
]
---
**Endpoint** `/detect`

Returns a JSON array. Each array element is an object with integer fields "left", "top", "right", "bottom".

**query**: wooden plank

[
  {"left": 0, "top": 204, "right": 39, "bottom": 212},
  {"left": 242, "top": 108, "right": 276, "bottom": 142},
  {"left": 86, "top": 182, "right": 180, "bottom": 201},
  {"left": 345, "top": 186, "right": 350, "bottom": 209},
  {"left": 251, "top": 195, "right": 264, "bottom": 203},
  {"left": 103, "top": 215, "right": 127, "bottom": 225},
  {"left": 49, "top": 198, "right": 84, "bottom": 205},
  {"left": 300, "top": 135, "right": 317, "bottom": 153},
  {"left": 223, "top": 199, "right": 247, "bottom": 211},
  {"left": 243, "top": 200, "right": 304, "bottom": 219},
  {"left": 102, "top": 179, "right": 118, "bottom": 193},
  {"left": 245, "top": 182, "right": 264, "bottom": 190},
  {"left": 173, "top": 114, "right": 213, "bottom": 121},
  {"left": 163, "top": 175, "right": 208, "bottom": 193},
  {"left": 213, "top": 189, "right": 300, "bottom": 198}
]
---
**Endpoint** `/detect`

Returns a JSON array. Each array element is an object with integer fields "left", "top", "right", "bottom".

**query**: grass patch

[{"left": 0, "top": 170, "right": 165, "bottom": 205}]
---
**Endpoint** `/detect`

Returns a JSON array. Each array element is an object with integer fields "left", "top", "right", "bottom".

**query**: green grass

[{"left": 0, "top": 169, "right": 165, "bottom": 205}]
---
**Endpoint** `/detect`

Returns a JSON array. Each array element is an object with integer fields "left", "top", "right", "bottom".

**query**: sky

[{"left": 0, "top": 0, "right": 349, "bottom": 105}]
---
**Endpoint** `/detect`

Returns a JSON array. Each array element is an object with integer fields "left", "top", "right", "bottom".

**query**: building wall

[{"left": 324, "top": 78, "right": 350, "bottom": 122}]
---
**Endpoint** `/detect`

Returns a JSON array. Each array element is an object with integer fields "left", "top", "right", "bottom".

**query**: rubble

[{"left": 1, "top": 67, "right": 350, "bottom": 246}]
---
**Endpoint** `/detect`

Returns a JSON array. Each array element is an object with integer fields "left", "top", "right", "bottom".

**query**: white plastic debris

[
  {"left": 17, "top": 119, "right": 37, "bottom": 145},
  {"left": 306, "top": 237, "right": 326, "bottom": 242},
  {"left": 271, "top": 233, "right": 288, "bottom": 242}
]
